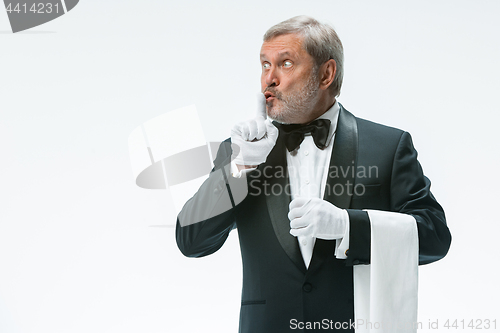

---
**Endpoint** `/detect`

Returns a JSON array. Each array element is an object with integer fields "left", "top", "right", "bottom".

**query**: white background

[{"left": 1, "top": 1, "right": 499, "bottom": 332}]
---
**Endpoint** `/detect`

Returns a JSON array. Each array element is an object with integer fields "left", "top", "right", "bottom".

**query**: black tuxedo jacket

[{"left": 176, "top": 105, "right": 451, "bottom": 333}]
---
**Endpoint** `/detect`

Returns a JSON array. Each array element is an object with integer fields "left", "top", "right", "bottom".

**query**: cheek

[{"left": 285, "top": 72, "right": 306, "bottom": 91}]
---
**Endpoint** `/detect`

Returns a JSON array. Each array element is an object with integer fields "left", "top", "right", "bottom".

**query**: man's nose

[{"left": 265, "top": 67, "right": 279, "bottom": 86}]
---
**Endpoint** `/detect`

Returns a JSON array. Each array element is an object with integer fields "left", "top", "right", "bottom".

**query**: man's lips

[{"left": 264, "top": 91, "right": 276, "bottom": 101}]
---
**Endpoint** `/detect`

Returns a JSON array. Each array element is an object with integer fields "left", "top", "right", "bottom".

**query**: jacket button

[
  {"left": 345, "top": 249, "right": 349, "bottom": 256},
  {"left": 302, "top": 283, "right": 312, "bottom": 293}
]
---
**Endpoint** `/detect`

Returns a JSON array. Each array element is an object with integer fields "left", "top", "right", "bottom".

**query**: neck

[{"left": 299, "top": 96, "right": 336, "bottom": 124}]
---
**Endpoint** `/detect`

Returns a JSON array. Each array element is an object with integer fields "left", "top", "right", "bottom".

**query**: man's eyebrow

[
  {"left": 260, "top": 51, "right": 293, "bottom": 60},
  {"left": 278, "top": 51, "right": 292, "bottom": 58}
]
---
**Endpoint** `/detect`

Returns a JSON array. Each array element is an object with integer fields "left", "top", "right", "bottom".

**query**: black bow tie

[{"left": 273, "top": 119, "right": 331, "bottom": 152}]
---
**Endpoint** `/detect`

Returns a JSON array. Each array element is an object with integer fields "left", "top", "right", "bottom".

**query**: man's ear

[{"left": 319, "top": 59, "right": 336, "bottom": 91}]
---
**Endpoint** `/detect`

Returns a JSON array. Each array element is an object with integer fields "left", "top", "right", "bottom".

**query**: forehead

[{"left": 260, "top": 33, "right": 306, "bottom": 59}]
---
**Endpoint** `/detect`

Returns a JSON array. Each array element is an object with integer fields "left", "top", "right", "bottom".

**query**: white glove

[
  {"left": 231, "top": 95, "right": 279, "bottom": 166},
  {"left": 288, "top": 197, "right": 348, "bottom": 240}
]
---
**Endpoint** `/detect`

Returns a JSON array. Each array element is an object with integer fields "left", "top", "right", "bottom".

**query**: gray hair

[{"left": 263, "top": 16, "right": 344, "bottom": 97}]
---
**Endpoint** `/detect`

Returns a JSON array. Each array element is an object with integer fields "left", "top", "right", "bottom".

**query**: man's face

[{"left": 260, "top": 33, "right": 320, "bottom": 124}]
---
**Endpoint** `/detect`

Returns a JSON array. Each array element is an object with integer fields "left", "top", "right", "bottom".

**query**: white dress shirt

[
  {"left": 286, "top": 101, "right": 349, "bottom": 268},
  {"left": 232, "top": 100, "right": 349, "bottom": 269}
]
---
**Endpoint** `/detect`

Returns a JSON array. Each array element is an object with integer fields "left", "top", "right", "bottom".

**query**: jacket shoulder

[
  {"left": 352, "top": 116, "right": 410, "bottom": 159},
  {"left": 355, "top": 116, "right": 405, "bottom": 141}
]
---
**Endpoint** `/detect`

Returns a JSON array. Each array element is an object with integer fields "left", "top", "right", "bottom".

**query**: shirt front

[{"left": 286, "top": 101, "right": 348, "bottom": 268}]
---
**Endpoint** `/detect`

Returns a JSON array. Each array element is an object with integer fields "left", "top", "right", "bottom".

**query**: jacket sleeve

[
  {"left": 175, "top": 139, "right": 247, "bottom": 257},
  {"left": 346, "top": 131, "right": 452, "bottom": 266}
]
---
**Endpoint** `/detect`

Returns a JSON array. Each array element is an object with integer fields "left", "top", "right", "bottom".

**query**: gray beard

[{"left": 267, "top": 70, "right": 320, "bottom": 124}]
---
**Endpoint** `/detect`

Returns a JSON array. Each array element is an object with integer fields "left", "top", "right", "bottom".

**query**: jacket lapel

[
  {"left": 323, "top": 104, "right": 359, "bottom": 209},
  {"left": 264, "top": 132, "right": 307, "bottom": 274}
]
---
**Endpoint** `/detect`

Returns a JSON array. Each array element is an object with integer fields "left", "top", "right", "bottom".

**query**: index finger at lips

[{"left": 256, "top": 93, "right": 267, "bottom": 119}]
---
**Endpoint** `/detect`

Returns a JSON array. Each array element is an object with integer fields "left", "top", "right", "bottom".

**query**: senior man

[{"left": 176, "top": 16, "right": 451, "bottom": 333}]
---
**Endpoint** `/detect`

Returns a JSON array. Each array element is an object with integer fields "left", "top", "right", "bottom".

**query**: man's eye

[
  {"left": 263, "top": 63, "right": 270, "bottom": 69},
  {"left": 283, "top": 61, "right": 292, "bottom": 68}
]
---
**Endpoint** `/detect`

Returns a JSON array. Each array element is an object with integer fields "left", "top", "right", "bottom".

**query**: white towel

[{"left": 353, "top": 210, "right": 419, "bottom": 333}]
